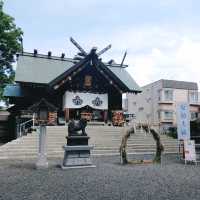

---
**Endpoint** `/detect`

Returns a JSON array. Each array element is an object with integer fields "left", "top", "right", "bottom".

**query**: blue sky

[{"left": 4, "top": 0, "right": 200, "bottom": 87}]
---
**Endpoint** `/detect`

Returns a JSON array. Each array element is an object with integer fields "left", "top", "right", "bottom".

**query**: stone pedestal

[
  {"left": 67, "top": 136, "right": 89, "bottom": 145},
  {"left": 36, "top": 126, "right": 48, "bottom": 169},
  {"left": 62, "top": 136, "right": 95, "bottom": 169}
]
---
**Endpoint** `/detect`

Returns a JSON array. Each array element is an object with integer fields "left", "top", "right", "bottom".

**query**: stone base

[
  {"left": 62, "top": 145, "right": 95, "bottom": 169},
  {"left": 61, "top": 164, "right": 96, "bottom": 170},
  {"left": 67, "top": 136, "right": 89, "bottom": 145},
  {"left": 36, "top": 155, "right": 48, "bottom": 169}
]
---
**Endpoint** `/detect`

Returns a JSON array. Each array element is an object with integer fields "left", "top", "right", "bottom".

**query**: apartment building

[{"left": 125, "top": 79, "right": 200, "bottom": 132}]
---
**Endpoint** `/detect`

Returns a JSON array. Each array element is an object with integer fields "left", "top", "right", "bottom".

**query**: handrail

[
  {"left": 19, "top": 114, "right": 35, "bottom": 137},
  {"left": 20, "top": 119, "right": 34, "bottom": 126}
]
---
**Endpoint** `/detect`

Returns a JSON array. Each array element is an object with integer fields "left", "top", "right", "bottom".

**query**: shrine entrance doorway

[{"left": 65, "top": 106, "right": 108, "bottom": 122}]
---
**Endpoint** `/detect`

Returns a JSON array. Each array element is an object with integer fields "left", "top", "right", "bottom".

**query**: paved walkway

[{"left": 0, "top": 155, "right": 199, "bottom": 200}]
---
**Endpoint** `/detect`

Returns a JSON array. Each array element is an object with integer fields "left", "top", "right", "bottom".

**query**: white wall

[{"left": 126, "top": 80, "right": 199, "bottom": 129}]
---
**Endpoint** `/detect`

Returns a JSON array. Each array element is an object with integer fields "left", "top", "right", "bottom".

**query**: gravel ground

[{"left": 0, "top": 154, "right": 200, "bottom": 200}]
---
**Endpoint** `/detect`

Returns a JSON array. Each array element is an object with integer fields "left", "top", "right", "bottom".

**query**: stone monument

[{"left": 62, "top": 118, "right": 95, "bottom": 169}]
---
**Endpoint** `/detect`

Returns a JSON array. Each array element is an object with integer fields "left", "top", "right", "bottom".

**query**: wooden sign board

[{"left": 84, "top": 75, "right": 92, "bottom": 87}]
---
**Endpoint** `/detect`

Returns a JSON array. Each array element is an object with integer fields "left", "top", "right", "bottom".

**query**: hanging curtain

[{"left": 63, "top": 91, "right": 108, "bottom": 110}]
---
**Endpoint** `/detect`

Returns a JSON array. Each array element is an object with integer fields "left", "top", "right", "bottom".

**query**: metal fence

[{"left": 178, "top": 139, "right": 200, "bottom": 164}]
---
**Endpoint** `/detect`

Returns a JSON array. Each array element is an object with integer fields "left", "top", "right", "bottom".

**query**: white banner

[
  {"left": 184, "top": 140, "right": 196, "bottom": 162},
  {"left": 63, "top": 92, "right": 108, "bottom": 110},
  {"left": 176, "top": 102, "right": 190, "bottom": 140}
]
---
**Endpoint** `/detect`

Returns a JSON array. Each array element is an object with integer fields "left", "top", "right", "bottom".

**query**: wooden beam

[
  {"left": 54, "top": 63, "right": 88, "bottom": 90},
  {"left": 96, "top": 66, "right": 123, "bottom": 94}
]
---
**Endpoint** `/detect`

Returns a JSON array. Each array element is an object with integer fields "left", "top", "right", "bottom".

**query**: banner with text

[
  {"left": 176, "top": 102, "right": 190, "bottom": 140},
  {"left": 63, "top": 92, "right": 108, "bottom": 110}
]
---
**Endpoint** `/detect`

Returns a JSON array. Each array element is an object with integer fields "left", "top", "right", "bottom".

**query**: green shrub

[{"left": 167, "top": 127, "right": 177, "bottom": 139}]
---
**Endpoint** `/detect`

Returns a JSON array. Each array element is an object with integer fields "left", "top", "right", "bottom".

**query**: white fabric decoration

[{"left": 63, "top": 91, "right": 108, "bottom": 110}]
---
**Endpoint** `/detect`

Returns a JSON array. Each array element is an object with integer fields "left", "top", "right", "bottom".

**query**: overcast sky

[{"left": 4, "top": 0, "right": 200, "bottom": 88}]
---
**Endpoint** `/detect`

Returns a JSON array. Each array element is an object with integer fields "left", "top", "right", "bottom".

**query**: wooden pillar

[{"left": 65, "top": 108, "right": 70, "bottom": 122}]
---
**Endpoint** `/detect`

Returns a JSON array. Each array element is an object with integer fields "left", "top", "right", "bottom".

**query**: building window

[
  {"left": 158, "top": 111, "right": 161, "bottom": 119},
  {"left": 138, "top": 107, "right": 144, "bottom": 112},
  {"left": 133, "top": 101, "right": 137, "bottom": 106},
  {"left": 123, "top": 99, "right": 128, "bottom": 111},
  {"left": 164, "top": 111, "right": 173, "bottom": 120},
  {"left": 158, "top": 90, "right": 162, "bottom": 101},
  {"left": 189, "top": 91, "right": 198, "bottom": 103},
  {"left": 146, "top": 113, "right": 151, "bottom": 119},
  {"left": 191, "top": 112, "right": 198, "bottom": 120},
  {"left": 164, "top": 89, "right": 173, "bottom": 101},
  {"left": 146, "top": 98, "right": 151, "bottom": 103}
]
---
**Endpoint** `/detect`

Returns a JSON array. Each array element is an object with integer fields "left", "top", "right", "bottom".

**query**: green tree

[{"left": 0, "top": 0, "right": 23, "bottom": 104}]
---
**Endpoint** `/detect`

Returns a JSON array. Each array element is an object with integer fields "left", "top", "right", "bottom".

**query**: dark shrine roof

[
  {"left": 15, "top": 52, "right": 75, "bottom": 84},
  {"left": 14, "top": 52, "right": 141, "bottom": 92}
]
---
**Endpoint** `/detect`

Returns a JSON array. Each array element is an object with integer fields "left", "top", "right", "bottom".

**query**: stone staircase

[{"left": 0, "top": 126, "right": 179, "bottom": 159}]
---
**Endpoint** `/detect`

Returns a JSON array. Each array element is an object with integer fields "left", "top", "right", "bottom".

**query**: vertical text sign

[{"left": 176, "top": 102, "right": 190, "bottom": 140}]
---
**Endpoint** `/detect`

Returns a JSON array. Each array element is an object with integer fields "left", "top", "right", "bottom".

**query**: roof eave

[
  {"left": 98, "top": 62, "right": 130, "bottom": 91},
  {"left": 49, "top": 57, "right": 90, "bottom": 88}
]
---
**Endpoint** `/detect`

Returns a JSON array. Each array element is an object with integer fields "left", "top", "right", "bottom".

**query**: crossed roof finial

[{"left": 70, "top": 37, "right": 112, "bottom": 58}]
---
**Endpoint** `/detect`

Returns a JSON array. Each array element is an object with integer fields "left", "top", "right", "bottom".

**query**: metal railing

[
  {"left": 18, "top": 114, "right": 35, "bottom": 137},
  {"left": 178, "top": 140, "right": 200, "bottom": 164}
]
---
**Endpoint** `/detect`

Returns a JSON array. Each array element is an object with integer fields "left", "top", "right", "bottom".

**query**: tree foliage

[{"left": 0, "top": 1, "right": 23, "bottom": 103}]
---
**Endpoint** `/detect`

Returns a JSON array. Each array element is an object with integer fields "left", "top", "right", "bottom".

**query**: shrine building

[{"left": 4, "top": 40, "right": 141, "bottom": 137}]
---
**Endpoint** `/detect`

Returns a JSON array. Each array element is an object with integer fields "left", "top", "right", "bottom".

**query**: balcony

[
  {"left": 158, "top": 100, "right": 173, "bottom": 104},
  {"left": 158, "top": 89, "right": 173, "bottom": 104},
  {"left": 189, "top": 101, "right": 200, "bottom": 106},
  {"left": 159, "top": 117, "right": 173, "bottom": 123},
  {"left": 189, "top": 92, "right": 199, "bottom": 106}
]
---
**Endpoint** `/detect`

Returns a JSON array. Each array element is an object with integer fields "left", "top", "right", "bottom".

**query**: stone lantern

[
  {"left": 29, "top": 98, "right": 57, "bottom": 125},
  {"left": 28, "top": 98, "right": 57, "bottom": 169}
]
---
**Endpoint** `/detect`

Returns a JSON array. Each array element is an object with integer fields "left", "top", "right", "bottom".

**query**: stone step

[
  {"left": 18, "top": 135, "right": 177, "bottom": 142},
  {"left": 1, "top": 139, "right": 178, "bottom": 145},
  {"left": 46, "top": 129, "right": 172, "bottom": 134},
  {"left": 22, "top": 135, "right": 177, "bottom": 141},
  {"left": 0, "top": 152, "right": 177, "bottom": 159},
  {"left": 21, "top": 133, "right": 176, "bottom": 138},
  {"left": 0, "top": 141, "right": 178, "bottom": 147},
  {"left": 20, "top": 142, "right": 178, "bottom": 147},
  {"left": 6, "top": 142, "right": 177, "bottom": 148},
  {"left": 0, "top": 148, "right": 178, "bottom": 156},
  {"left": 2, "top": 137, "right": 177, "bottom": 144},
  {"left": 0, "top": 143, "right": 178, "bottom": 151},
  {"left": 0, "top": 126, "right": 178, "bottom": 160},
  {"left": 0, "top": 152, "right": 176, "bottom": 159},
  {"left": 0, "top": 145, "right": 178, "bottom": 152}
]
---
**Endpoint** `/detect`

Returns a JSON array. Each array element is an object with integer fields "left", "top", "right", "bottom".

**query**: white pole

[
  {"left": 19, "top": 124, "right": 22, "bottom": 137},
  {"left": 32, "top": 113, "right": 35, "bottom": 129}
]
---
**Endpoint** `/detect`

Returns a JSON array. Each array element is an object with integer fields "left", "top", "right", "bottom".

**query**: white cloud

[
  {"left": 126, "top": 37, "right": 200, "bottom": 87},
  {"left": 79, "top": 26, "right": 199, "bottom": 88}
]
